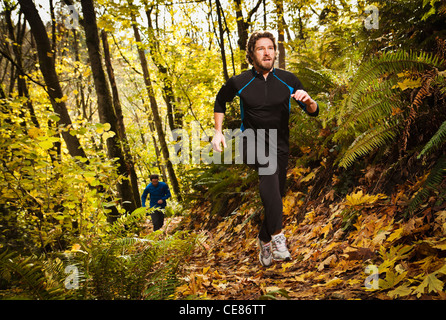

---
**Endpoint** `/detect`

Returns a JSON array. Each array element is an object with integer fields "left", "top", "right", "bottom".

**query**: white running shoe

[
  {"left": 271, "top": 233, "right": 291, "bottom": 261},
  {"left": 257, "top": 237, "right": 273, "bottom": 267}
]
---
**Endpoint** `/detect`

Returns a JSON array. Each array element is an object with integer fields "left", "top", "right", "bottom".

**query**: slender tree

[
  {"left": 233, "top": 0, "right": 263, "bottom": 70},
  {"left": 80, "top": 0, "right": 137, "bottom": 213},
  {"left": 130, "top": 11, "right": 182, "bottom": 201},
  {"left": 144, "top": 4, "right": 179, "bottom": 131},
  {"left": 4, "top": 1, "right": 39, "bottom": 128},
  {"left": 101, "top": 29, "right": 141, "bottom": 207},
  {"left": 17, "top": 0, "right": 87, "bottom": 160},
  {"left": 275, "top": 0, "right": 286, "bottom": 69}
]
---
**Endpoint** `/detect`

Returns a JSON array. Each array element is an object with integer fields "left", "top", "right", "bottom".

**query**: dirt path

[{"left": 174, "top": 217, "right": 372, "bottom": 300}]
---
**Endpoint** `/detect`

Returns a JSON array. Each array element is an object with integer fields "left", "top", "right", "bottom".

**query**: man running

[
  {"left": 211, "top": 31, "right": 319, "bottom": 267},
  {"left": 141, "top": 174, "right": 171, "bottom": 231}
]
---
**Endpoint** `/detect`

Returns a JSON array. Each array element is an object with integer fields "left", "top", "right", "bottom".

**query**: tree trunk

[
  {"left": 215, "top": 0, "right": 229, "bottom": 81},
  {"left": 144, "top": 5, "right": 179, "bottom": 131},
  {"left": 275, "top": 0, "right": 286, "bottom": 69},
  {"left": 4, "top": 3, "right": 39, "bottom": 128},
  {"left": 17, "top": 0, "right": 87, "bottom": 160},
  {"left": 101, "top": 30, "right": 141, "bottom": 208},
  {"left": 131, "top": 15, "right": 182, "bottom": 201},
  {"left": 234, "top": 0, "right": 263, "bottom": 71},
  {"left": 80, "top": 0, "right": 137, "bottom": 214}
]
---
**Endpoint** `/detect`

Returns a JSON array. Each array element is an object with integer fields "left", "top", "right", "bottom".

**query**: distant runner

[
  {"left": 212, "top": 31, "right": 319, "bottom": 267},
  {"left": 141, "top": 174, "right": 171, "bottom": 231}
]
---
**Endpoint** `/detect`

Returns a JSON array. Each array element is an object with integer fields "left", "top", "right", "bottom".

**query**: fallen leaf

[
  {"left": 388, "top": 284, "right": 412, "bottom": 299},
  {"left": 318, "top": 254, "right": 337, "bottom": 271},
  {"left": 413, "top": 273, "right": 444, "bottom": 297}
]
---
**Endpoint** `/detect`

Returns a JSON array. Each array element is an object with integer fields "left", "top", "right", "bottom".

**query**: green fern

[
  {"left": 107, "top": 206, "right": 151, "bottom": 236},
  {"left": 339, "top": 121, "right": 401, "bottom": 168},
  {"left": 346, "top": 50, "right": 442, "bottom": 112},
  {"left": 83, "top": 230, "right": 198, "bottom": 300},
  {"left": 343, "top": 81, "right": 403, "bottom": 131},
  {"left": 290, "top": 55, "right": 340, "bottom": 95},
  {"left": 0, "top": 250, "right": 69, "bottom": 299},
  {"left": 336, "top": 50, "right": 445, "bottom": 168},
  {"left": 418, "top": 120, "right": 446, "bottom": 159},
  {"left": 407, "top": 155, "right": 446, "bottom": 215}
]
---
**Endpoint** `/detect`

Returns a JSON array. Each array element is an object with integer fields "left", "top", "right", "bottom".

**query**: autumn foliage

[{"left": 1, "top": 0, "right": 446, "bottom": 301}]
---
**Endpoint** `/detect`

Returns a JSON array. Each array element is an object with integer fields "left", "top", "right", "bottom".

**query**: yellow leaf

[
  {"left": 373, "top": 231, "right": 390, "bottom": 245},
  {"left": 344, "top": 190, "right": 386, "bottom": 206},
  {"left": 432, "top": 240, "right": 446, "bottom": 250},
  {"left": 213, "top": 270, "right": 223, "bottom": 279},
  {"left": 38, "top": 140, "right": 54, "bottom": 150},
  {"left": 380, "top": 269, "right": 407, "bottom": 289},
  {"left": 325, "top": 277, "right": 343, "bottom": 287},
  {"left": 264, "top": 286, "right": 281, "bottom": 293},
  {"left": 387, "top": 227, "right": 404, "bottom": 243},
  {"left": 55, "top": 95, "right": 68, "bottom": 103},
  {"left": 388, "top": 285, "right": 412, "bottom": 299},
  {"left": 300, "top": 146, "right": 311, "bottom": 154},
  {"left": 28, "top": 127, "right": 43, "bottom": 139},
  {"left": 294, "top": 275, "right": 307, "bottom": 283},
  {"left": 102, "top": 130, "right": 116, "bottom": 140},
  {"left": 281, "top": 261, "right": 294, "bottom": 272},
  {"left": 321, "top": 222, "right": 332, "bottom": 239},
  {"left": 303, "top": 210, "right": 316, "bottom": 224},
  {"left": 202, "top": 266, "right": 210, "bottom": 275},
  {"left": 103, "top": 123, "right": 111, "bottom": 131},
  {"left": 301, "top": 171, "right": 316, "bottom": 182},
  {"left": 414, "top": 273, "right": 444, "bottom": 297},
  {"left": 394, "top": 77, "right": 422, "bottom": 91},
  {"left": 71, "top": 244, "right": 81, "bottom": 251}
]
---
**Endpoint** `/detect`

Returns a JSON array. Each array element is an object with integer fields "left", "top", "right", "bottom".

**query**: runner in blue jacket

[{"left": 141, "top": 174, "right": 171, "bottom": 231}]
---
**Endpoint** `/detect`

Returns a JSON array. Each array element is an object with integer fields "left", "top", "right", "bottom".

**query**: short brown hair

[{"left": 246, "top": 31, "right": 277, "bottom": 65}]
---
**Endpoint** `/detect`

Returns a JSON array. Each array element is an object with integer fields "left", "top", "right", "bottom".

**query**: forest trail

[
  {"left": 172, "top": 210, "right": 368, "bottom": 300},
  {"left": 166, "top": 179, "right": 446, "bottom": 300}
]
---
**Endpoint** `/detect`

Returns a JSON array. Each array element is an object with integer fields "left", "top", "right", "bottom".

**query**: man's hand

[
  {"left": 211, "top": 130, "right": 227, "bottom": 152},
  {"left": 157, "top": 199, "right": 163, "bottom": 204},
  {"left": 291, "top": 90, "right": 317, "bottom": 113}
]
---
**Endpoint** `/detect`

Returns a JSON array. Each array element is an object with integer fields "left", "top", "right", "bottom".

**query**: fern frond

[
  {"left": 407, "top": 155, "right": 446, "bottom": 215},
  {"left": 338, "top": 121, "right": 401, "bottom": 168},
  {"left": 144, "top": 271, "right": 179, "bottom": 300},
  {"left": 108, "top": 206, "right": 148, "bottom": 236},
  {"left": 347, "top": 50, "right": 443, "bottom": 111},
  {"left": 344, "top": 87, "right": 403, "bottom": 130},
  {"left": 0, "top": 250, "right": 68, "bottom": 299},
  {"left": 290, "top": 54, "right": 341, "bottom": 94},
  {"left": 418, "top": 120, "right": 446, "bottom": 158}
]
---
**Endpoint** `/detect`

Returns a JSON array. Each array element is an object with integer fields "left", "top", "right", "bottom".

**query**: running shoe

[
  {"left": 271, "top": 233, "right": 291, "bottom": 261},
  {"left": 257, "top": 237, "right": 273, "bottom": 267}
]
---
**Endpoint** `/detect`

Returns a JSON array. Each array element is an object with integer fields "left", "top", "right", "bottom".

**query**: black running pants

[
  {"left": 239, "top": 134, "right": 288, "bottom": 243},
  {"left": 257, "top": 152, "right": 288, "bottom": 242},
  {"left": 151, "top": 210, "right": 164, "bottom": 231}
]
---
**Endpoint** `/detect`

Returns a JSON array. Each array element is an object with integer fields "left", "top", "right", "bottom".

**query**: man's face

[
  {"left": 251, "top": 37, "right": 276, "bottom": 72},
  {"left": 151, "top": 178, "right": 159, "bottom": 186}
]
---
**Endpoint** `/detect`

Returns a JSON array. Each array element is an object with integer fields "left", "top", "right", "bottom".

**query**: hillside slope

[{"left": 175, "top": 159, "right": 446, "bottom": 300}]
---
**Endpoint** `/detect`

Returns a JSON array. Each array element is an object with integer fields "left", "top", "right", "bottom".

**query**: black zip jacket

[{"left": 214, "top": 67, "right": 319, "bottom": 153}]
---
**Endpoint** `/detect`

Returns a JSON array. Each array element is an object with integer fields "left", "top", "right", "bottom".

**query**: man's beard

[{"left": 254, "top": 55, "right": 275, "bottom": 71}]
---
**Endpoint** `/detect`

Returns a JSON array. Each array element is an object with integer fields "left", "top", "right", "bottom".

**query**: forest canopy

[{"left": 0, "top": 0, "right": 445, "bottom": 300}]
